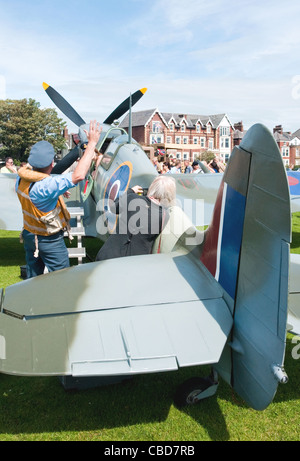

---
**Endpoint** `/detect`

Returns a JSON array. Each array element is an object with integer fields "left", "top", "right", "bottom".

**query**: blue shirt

[{"left": 16, "top": 173, "right": 76, "bottom": 212}]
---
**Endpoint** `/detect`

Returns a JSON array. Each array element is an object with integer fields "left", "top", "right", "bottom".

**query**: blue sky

[{"left": 0, "top": 0, "right": 300, "bottom": 133}]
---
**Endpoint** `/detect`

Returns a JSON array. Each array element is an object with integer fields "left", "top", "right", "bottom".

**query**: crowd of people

[
  {"left": 151, "top": 155, "right": 226, "bottom": 174},
  {"left": 1, "top": 152, "right": 226, "bottom": 177}
]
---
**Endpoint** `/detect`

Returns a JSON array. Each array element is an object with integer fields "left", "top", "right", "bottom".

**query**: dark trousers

[{"left": 22, "top": 229, "right": 70, "bottom": 278}]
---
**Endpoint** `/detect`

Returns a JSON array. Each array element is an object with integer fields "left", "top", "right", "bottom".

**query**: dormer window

[
  {"left": 152, "top": 121, "right": 162, "bottom": 133},
  {"left": 196, "top": 124, "right": 200, "bottom": 133},
  {"left": 181, "top": 123, "right": 185, "bottom": 132}
]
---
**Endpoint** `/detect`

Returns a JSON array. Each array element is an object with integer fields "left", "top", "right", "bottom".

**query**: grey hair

[{"left": 147, "top": 175, "right": 176, "bottom": 207}]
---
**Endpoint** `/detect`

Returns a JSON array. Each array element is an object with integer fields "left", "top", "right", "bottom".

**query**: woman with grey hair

[{"left": 95, "top": 175, "right": 176, "bottom": 261}]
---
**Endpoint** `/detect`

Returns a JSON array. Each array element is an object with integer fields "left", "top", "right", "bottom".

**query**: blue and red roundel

[
  {"left": 287, "top": 171, "right": 300, "bottom": 196},
  {"left": 103, "top": 161, "right": 132, "bottom": 232}
]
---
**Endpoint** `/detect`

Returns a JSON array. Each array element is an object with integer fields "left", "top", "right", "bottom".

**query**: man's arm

[{"left": 71, "top": 120, "right": 102, "bottom": 184}]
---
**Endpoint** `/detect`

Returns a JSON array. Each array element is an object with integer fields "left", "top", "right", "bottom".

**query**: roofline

[{"left": 144, "top": 108, "right": 169, "bottom": 128}]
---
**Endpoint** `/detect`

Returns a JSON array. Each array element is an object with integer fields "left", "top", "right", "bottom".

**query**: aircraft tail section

[{"left": 200, "top": 123, "right": 291, "bottom": 410}]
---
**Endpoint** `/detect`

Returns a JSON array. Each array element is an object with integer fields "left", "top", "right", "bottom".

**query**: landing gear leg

[{"left": 174, "top": 368, "right": 219, "bottom": 408}]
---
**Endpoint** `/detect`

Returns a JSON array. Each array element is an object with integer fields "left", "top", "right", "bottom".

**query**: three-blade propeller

[{"left": 43, "top": 82, "right": 147, "bottom": 127}]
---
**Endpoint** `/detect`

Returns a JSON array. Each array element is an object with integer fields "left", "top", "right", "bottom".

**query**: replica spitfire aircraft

[{"left": 0, "top": 83, "right": 294, "bottom": 411}]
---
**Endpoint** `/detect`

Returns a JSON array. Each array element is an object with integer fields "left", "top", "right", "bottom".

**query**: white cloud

[
  {"left": 134, "top": 75, "right": 300, "bottom": 133},
  {"left": 0, "top": 0, "right": 299, "bottom": 134}
]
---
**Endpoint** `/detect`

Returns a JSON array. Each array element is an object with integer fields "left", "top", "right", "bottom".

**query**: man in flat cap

[{"left": 16, "top": 120, "right": 101, "bottom": 278}]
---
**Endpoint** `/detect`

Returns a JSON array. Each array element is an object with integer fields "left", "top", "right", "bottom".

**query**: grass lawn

[{"left": 0, "top": 223, "right": 299, "bottom": 441}]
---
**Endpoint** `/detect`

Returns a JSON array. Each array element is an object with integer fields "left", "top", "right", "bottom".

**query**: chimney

[
  {"left": 273, "top": 125, "right": 283, "bottom": 135},
  {"left": 234, "top": 121, "right": 244, "bottom": 132},
  {"left": 63, "top": 127, "right": 69, "bottom": 139}
]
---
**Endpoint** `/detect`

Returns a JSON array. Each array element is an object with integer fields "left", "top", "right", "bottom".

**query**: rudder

[{"left": 200, "top": 123, "right": 291, "bottom": 410}]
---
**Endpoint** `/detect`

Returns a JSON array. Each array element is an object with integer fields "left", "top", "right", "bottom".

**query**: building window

[
  {"left": 152, "top": 121, "right": 162, "bottom": 133},
  {"left": 207, "top": 124, "right": 211, "bottom": 133},
  {"left": 208, "top": 138, "right": 214, "bottom": 150},
  {"left": 176, "top": 152, "right": 181, "bottom": 159},
  {"left": 196, "top": 124, "right": 200, "bottom": 133},
  {"left": 166, "top": 136, "right": 172, "bottom": 144},
  {"left": 169, "top": 123, "right": 174, "bottom": 131},
  {"left": 175, "top": 136, "right": 181, "bottom": 144},
  {"left": 150, "top": 134, "right": 164, "bottom": 144},
  {"left": 220, "top": 126, "right": 230, "bottom": 136},
  {"left": 193, "top": 137, "right": 198, "bottom": 145},
  {"left": 183, "top": 136, "right": 188, "bottom": 144},
  {"left": 282, "top": 147, "right": 289, "bottom": 157},
  {"left": 220, "top": 137, "right": 230, "bottom": 149},
  {"left": 181, "top": 124, "right": 185, "bottom": 132},
  {"left": 200, "top": 137, "right": 205, "bottom": 148},
  {"left": 183, "top": 152, "right": 189, "bottom": 160}
]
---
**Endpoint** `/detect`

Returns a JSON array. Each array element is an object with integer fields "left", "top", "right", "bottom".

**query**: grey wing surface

[{"left": 0, "top": 252, "right": 232, "bottom": 376}]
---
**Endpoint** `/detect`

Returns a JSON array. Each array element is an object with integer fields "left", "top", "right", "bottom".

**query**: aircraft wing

[
  {"left": 171, "top": 173, "right": 222, "bottom": 226},
  {"left": 288, "top": 253, "right": 300, "bottom": 334},
  {"left": 0, "top": 251, "right": 233, "bottom": 376},
  {"left": 0, "top": 172, "right": 84, "bottom": 232},
  {"left": 174, "top": 169, "right": 300, "bottom": 226},
  {"left": 1, "top": 168, "right": 295, "bottom": 232},
  {"left": 0, "top": 173, "right": 22, "bottom": 231},
  {"left": 287, "top": 171, "right": 300, "bottom": 213}
]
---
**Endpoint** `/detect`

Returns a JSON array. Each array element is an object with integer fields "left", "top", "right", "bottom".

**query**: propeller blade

[
  {"left": 104, "top": 87, "right": 147, "bottom": 125},
  {"left": 43, "top": 82, "right": 86, "bottom": 127},
  {"left": 51, "top": 146, "right": 80, "bottom": 174}
]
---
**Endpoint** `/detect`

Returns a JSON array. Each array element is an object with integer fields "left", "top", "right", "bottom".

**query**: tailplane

[{"left": 200, "top": 124, "right": 291, "bottom": 410}]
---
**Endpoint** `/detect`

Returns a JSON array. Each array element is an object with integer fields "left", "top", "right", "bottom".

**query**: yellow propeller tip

[
  {"left": 42, "top": 82, "right": 50, "bottom": 90},
  {"left": 140, "top": 88, "right": 147, "bottom": 94}
]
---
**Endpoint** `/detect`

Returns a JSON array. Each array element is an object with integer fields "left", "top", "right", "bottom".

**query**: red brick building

[
  {"left": 233, "top": 123, "right": 300, "bottom": 168},
  {"left": 120, "top": 109, "right": 234, "bottom": 162},
  {"left": 273, "top": 126, "right": 300, "bottom": 167}
]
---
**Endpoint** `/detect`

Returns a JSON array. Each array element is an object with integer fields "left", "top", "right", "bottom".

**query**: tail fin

[{"left": 201, "top": 124, "right": 291, "bottom": 410}]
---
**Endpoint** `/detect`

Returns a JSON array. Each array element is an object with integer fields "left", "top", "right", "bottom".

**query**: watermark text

[
  {"left": 291, "top": 335, "right": 300, "bottom": 360},
  {"left": 95, "top": 197, "right": 205, "bottom": 247}
]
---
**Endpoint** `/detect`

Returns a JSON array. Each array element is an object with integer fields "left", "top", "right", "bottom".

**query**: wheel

[{"left": 174, "top": 377, "right": 212, "bottom": 408}]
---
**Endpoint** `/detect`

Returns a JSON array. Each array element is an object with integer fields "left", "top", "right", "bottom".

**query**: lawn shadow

[
  {"left": 0, "top": 367, "right": 230, "bottom": 440},
  {"left": 0, "top": 342, "right": 299, "bottom": 441}
]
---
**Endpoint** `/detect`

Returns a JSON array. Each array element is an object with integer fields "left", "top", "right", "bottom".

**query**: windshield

[
  {"left": 100, "top": 133, "right": 138, "bottom": 170},
  {"left": 96, "top": 128, "right": 125, "bottom": 151}
]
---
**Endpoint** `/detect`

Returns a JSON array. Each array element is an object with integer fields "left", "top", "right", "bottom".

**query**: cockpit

[{"left": 95, "top": 125, "right": 138, "bottom": 171}]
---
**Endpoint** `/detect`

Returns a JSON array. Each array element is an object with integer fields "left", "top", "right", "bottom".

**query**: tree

[
  {"left": 199, "top": 150, "right": 215, "bottom": 163},
  {"left": 0, "top": 98, "right": 67, "bottom": 161}
]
